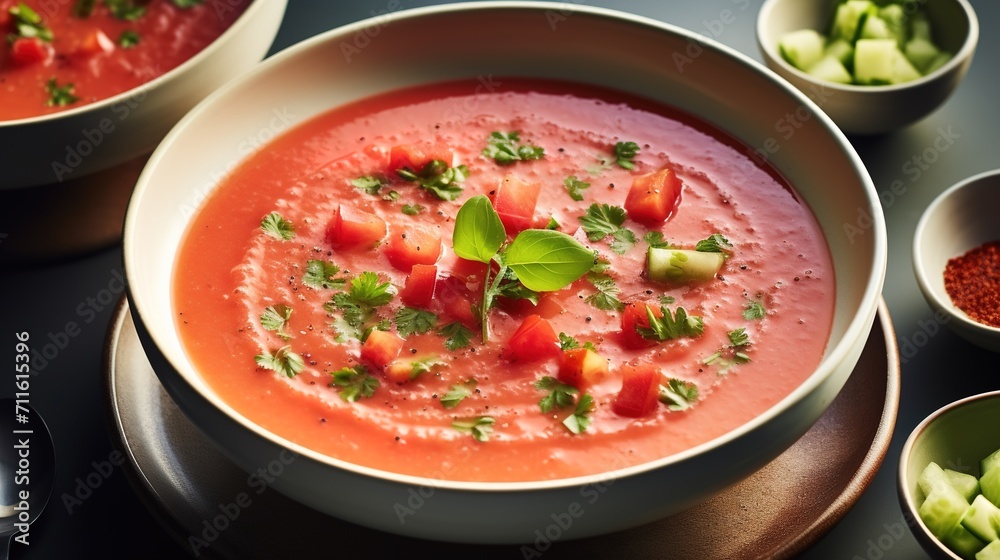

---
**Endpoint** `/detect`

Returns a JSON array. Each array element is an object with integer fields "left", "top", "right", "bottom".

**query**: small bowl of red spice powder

[{"left": 914, "top": 169, "right": 1000, "bottom": 352}]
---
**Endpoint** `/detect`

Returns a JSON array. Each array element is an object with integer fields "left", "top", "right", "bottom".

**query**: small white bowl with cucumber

[
  {"left": 757, "top": 0, "right": 978, "bottom": 135},
  {"left": 899, "top": 391, "right": 1000, "bottom": 560}
]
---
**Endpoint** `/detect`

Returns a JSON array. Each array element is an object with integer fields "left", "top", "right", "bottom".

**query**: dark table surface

[{"left": 2, "top": 0, "right": 998, "bottom": 558}]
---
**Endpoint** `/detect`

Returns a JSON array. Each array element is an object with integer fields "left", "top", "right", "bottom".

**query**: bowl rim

[
  {"left": 124, "top": 0, "right": 888, "bottom": 492},
  {"left": 897, "top": 389, "right": 1000, "bottom": 559},
  {"left": 0, "top": 0, "right": 286, "bottom": 128},
  {"left": 756, "top": 0, "right": 979, "bottom": 92},
  {"left": 912, "top": 168, "right": 1000, "bottom": 335}
]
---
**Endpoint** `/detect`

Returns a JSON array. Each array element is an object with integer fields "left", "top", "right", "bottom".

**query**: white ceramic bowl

[
  {"left": 898, "top": 391, "right": 1000, "bottom": 560},
  {"left": 124, "top": 2, "right": 887, "bottom": 544},
  {"left": 756, "top": 0, "right": 978, "bottom": 135},
  {"left": 0, "top": 0, "right": 288, "bottom": 189},
  {"left": 913, "top": 170, "right": 1000, "bottom": 353}
]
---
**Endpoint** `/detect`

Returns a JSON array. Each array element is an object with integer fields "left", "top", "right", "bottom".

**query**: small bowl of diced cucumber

[
  {"left": 899, "top": 391, "right": 1000, "bottom": 560},
  {"left": 756, "top": 0, "right": 978, "bottom": 135}
]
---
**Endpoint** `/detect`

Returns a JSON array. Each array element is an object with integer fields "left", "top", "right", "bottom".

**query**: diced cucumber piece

[
  {"left": 892, "top": 48, "right": 923, "bottom": 84},
  {"left": 923, "top": 492, "right": 972, "bottom": 540},
  {"left": 878, "top": 4, "right": 908, "bottom": 46},
  {"left": 925, "top": 52, "right": 953, "bottom": 75},
  {"left": 948, "top": 469, "right": 983, "bottom": 502},
  {"left": 831, "top": 0, "right": 876, "bottom": 43},
  {"left": 854, "top": 38, "right": 898, "bottom": 85},
  {"left": 825, "top": 39, "right": 855, "bottom": 67},
  {"left": 807, "top": 55, "right": 853, "bottom": 84},
  {"left": 982, "top": 448, "right": 1000, "bottom": 477},
  {"left": 779, "top": 29, "right": 825, "bottom": 71},
  {"left": 982, "top": 467, "right": 1000, "bottom": 508},
  {"left": 647, "top": 248, "right": 725, "bottom": 284},
  {"left": 859, "top": 15, "right": 893, "bottom": 40},
  {"left": 919, "top": 484, "right": 970, "bottom": 539},
  {"left": 920, "top": 461, "right": 952, "bottom": 498},
  {"left": 961, "top": 494, "right": 1000, "bottom": 543},
  {"left": 911, "top": 11, "right": 932, "bottom": 41},
  {"left": 978, "top": 539, "right": 1000, "bottom": 560},
  {"left": 905, "top": 37, "right": 942, "bottom": 73},
  {"left": 944, "top": 522, "right": 987, "bottom": 560}
]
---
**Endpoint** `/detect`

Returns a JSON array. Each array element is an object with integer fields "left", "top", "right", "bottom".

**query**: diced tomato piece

[
  {"left": 492, "top": 175, "right": 541, "bottom": 234},
  {"left": 624, "top": 168, "right": 682, "bottom": 225},
  {"left": 385, "top": 360, "right": 414, "bottom": 384},
  {"left": 506, "top": 314, "right": 559, "bottom": 362},
  {"left": 437, "top": 278, "right": 478, "bottom": 329},
  {"left": 620, "top": 302, "right": 663, "bottom": 349},
  {"left": 612, "top": 364, "right": 662, "bottom": 418},
  {"left": 74, "top": 30, "right": 115, "bottom": 57},
  {"left": 400, "top": 264, "right": 437, "bottom": 308},
  {"left": 360, "top": 330, "right": 404, "bottom": 370},
  {"left": 326, "top": 205, "right": 386, "bottom": 249},
  {"left": 449, "top": 257, "right": 486, "bottom": 282},
  {"left": 558, "top": 348, "right": 609, "bottom": 389},
  {"left": 384, "top": 225, "right": 442, "bottom": 271},
  {"left": 10, "top": 37, "right": 53, "bottom": 67},
  {"left": 498, "top": 292, "right": 563, "bottom": 319},
  {"left": 388, "top": 144, "right": 455, "bottom": 172}
]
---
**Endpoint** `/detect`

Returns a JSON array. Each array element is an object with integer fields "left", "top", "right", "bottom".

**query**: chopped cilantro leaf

[
  {"left": 401, "top": 204, "right": 424, "bottom": 215},
  {"left": 545, "top": 217, "right": 560, "bottom": 230},
  {"left": 659, "top": 378, "right": 698, "bottom": 411},
  {"left": 438, "top": 322, "right": 473, "bottom": 351},
  {"left": 613, "top": 141, "right": 640, "bottom": 170},
  {"left": 743, "top": 297, "right": 766, "bottom": 320},
  {"left": 407, "top": 355, "right": 447, "bottom": 379},
  {"left": 535, "top": 376, "right": 579, "bottom": 414},
  {"left": 118, "top": 30, "right": 140, "bottom": 48},
  {"left": 303, "top": 260, "right": 344, "bottom": 290},
  {"left": 659, "top": 295, "right": 676, "bottom": 305},
  {"left": 394, "top": 307, "right": 438, "bottom": 337},
  {"left": 558, "top": 332, "right": 596, "bottom": 352},
  {"left": 325, "top": 272, "right": 394, "bottom": 341},
  {"left": 260, "top": 304, "right": 293, "bottom": 340},
  {"left": 644, "top": 231, "right": 673, "bottom": 249},
  {"left": 727, "top": 327, "right": 750, "bottom": 347},
  {"left": 636, "top": 305, "right": 704, "bottom": 341},
  {"left": 171, "top": 0, "right": 205, "bottom": 7},
  {"left": 696, "top": 233, "right": 732, "bottom": 253},
  {"left": 584, "top": 270, "right": 624, "bottom": 312},
  {"left": 260, "top": 211, "right": 295, "bottom": 240},
  {"left": 45, "top": 79, "right": 78, "bottom": 107},
  {"left": 441, "top": 379, "right": 477, "bottom": 409},
  {"left": 104, "top": 0, "right": 146, "bottom": 20},
  {"left": 482, "top": 131, "right": 544, "bottom": 165},
  {"left": 397, "top": 160, "right": 468, "bottom": 201},
  {"left": 255, "top": 346, "right": 304, "bottom": 378},
  {"left": 563, "top": 175, "right": 591, "bottom": 201},
  {"left": 329, "top": 365, "right": 379, "bottom": 402},
  {"left": 562, "top": 393, "right": 594, "bottom": 434},
  {"left": 579, "top": 203, "right": 627, "bottom": 241},
  {"left": 452, "top": 416, "right": 495, "bottom": 442},
  {"left": 351, "top": 175, "right": 388, "bottom": 195},
  {"left": 10, "top": 2, "right": 53, "bottom": 41},
  {"left": 609, "top": 228, "right": 637, "bottom": 255}
]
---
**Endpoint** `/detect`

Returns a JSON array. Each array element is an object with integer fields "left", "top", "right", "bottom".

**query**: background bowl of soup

[
  {"left": 0, "top": 0, "right": 288, "bottom": 189},
  {"left": 123, "top": 2, "right": 887, "bottom": 544}
]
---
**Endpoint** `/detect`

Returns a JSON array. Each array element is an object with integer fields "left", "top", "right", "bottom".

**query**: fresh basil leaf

[
  {"left": 505, "top": 230, "right": 593, "bottom": 292},
  {"left": 452, "top": 195, "right": 506, "bottom": 264}
]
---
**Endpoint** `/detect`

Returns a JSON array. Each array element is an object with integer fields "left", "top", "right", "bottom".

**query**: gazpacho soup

[
  {"left": 173, "top": 79, "right": 835, "bottom": 483},
  {"left": 0, "top": 0, "right": 249, "bottom": 120}
]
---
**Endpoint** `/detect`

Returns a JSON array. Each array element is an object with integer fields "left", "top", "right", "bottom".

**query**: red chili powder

[{"left": 944, "top": 240, "right": 1000, "bottom": 328}]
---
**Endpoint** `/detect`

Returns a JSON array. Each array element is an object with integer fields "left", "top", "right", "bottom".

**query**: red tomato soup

[
  {"left": 0, "top": 0, "right": 249, "bottom": 120},
  {"left": 173, "top": 79, "right": 836, "bottom": 482}
]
